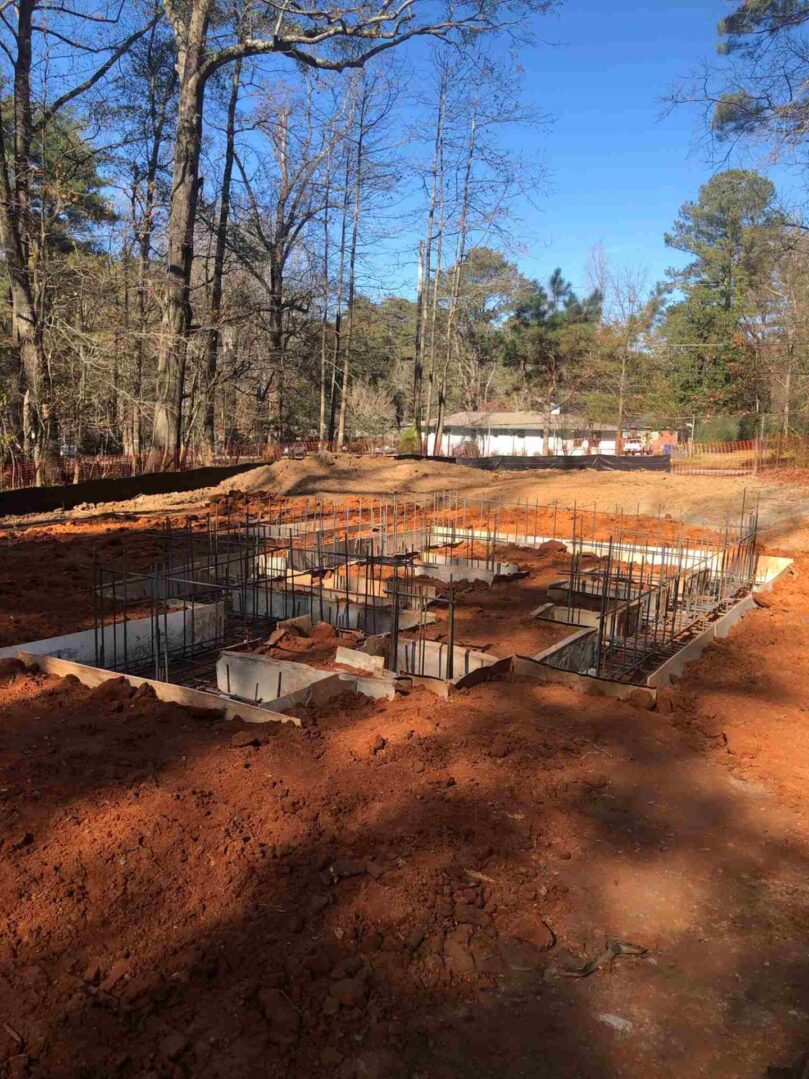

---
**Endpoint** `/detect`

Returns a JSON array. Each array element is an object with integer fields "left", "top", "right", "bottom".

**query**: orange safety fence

[{"left": 671, "top": 435, "right": 809, "bottom": 474}]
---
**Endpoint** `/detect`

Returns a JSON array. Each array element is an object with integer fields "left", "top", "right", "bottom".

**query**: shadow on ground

[{"left": 0, "top": 656, "right": 807, "bottom": 1077}]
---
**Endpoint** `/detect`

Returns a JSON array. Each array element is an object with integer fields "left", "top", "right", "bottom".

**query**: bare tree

[
  {"left": 151, "top": 0, "right": 555, "bottom": 461},
  {"left": 0, "top": 1, "right": 157, "bottom": 476},
  {"left": 586, "top": 245, "right": 661, "bottom": 450},
  {"left": 229, "top": 75, "right": 345, "bottom": 439}
]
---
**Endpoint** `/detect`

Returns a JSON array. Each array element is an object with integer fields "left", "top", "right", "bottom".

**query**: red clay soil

[
  {"left": 0, "top": 488, "right": 808, "bottom": 1077},
  {"left": 0, "top": 518, "right": 174, "bottom": 647},
  {"left": 0, "top": 557, "right": 808, "bottom": 1077}
]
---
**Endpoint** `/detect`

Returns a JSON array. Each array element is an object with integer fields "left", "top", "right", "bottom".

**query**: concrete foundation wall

[
  {"left": 217, "top": 649, "right": 397, "bottom": 708},
  {"left": 512, "top": 654, "right": 656, "bottom": 708},
  {"left": 429, "top": 525, "right": 719, "bottom": 569},
  {"left": 396, "top": 637, "right": 497, "bottom": 682},
  {"left": 531, "top": 628, "right": 598, "bottom": 673},
  {"left": 217, "top": 650, "right": 341, "bottom": 708},
  {"left": 234, "top": 588, "right": 429, "bottom": 634},
  {"left": 755, "top": 554, "right": 793, "bottom": 590},
  {"left": 0, "top": 601, "right": 225, "bottom": 669},
  {"left": 644, "top": 594, "right": 756, "bottom": 688},
  {"left": 413, "top": 552, "right": 519, "bottom": 585}
]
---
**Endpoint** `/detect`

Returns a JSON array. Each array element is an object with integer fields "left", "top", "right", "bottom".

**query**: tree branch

[{"left": 39, "top": 12, "right": 162, "bottom": 128}]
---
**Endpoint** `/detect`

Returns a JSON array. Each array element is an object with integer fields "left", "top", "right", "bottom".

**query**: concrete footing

[
  {"left": 17, "top": 650, "right": 299, "bottom": 725},
  {"left": 217, "top": 649, "right": 397, "bottom": 708},
  {"left": 217, "top": 650, "right": 342, "bottom": 709}
]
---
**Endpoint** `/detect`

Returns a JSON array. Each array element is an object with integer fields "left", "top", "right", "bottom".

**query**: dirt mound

[
  {"left": 219, "top": 454, "right": 488, "bottom": 498},
  {"left": 219, "top": 455, "right": 338, "bottom": 496}
]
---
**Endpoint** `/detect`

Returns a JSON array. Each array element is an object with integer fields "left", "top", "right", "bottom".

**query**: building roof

[{"left": 437, "top": 411, "right": 619, "bottom": 433}]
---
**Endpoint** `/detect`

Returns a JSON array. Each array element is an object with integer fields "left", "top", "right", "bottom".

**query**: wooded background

[{"left": 1, "top": 0, "right": 808, "bottom": 481}]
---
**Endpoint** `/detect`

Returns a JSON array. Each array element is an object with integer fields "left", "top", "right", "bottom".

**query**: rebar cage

[{"left": 90, "top": 488, "right": 759, "bottom": 690}]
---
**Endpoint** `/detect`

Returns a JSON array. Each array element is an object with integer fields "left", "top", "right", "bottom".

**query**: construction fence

[{"left": 671, "top": 434, "right": 809, "bottom": 476}]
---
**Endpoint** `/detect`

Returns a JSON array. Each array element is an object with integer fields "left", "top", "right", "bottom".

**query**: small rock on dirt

[
  {"left": 454, "top": 903, "right": 491, "bottom": 928},
  {"left": 230, "top": 730, "right": 262, "bottom": 748},
  {"left": 443, "top": 927, "right": 475, "bottom": 976},
  {"left": 488, "top": 739, "right": 511, "bottom": 759},
  {"left": 498, "top": 936, "right": 548, "bottom": 972},
  {"left": 330, "top": 976, "right": 368, "bottom": 1008},
  {"left": 404, "top": 928, "right": 424, "bottom": 952},
  {"left": 159, "top": 1032, "right": 189, "bottom": 1061},
  {"left": 330, "top": 858, "right": 367, "bottom": 880},
  {"left": 260, "top": 988, "right": 300, "bottom": 1043},
  {"left": 99, "top": 958, "right": 130, "bottom": 993},
  {"left": 82, "top": 960, "right": 101, "bottom": 984},
  {"left": 5, "top": 1054, "right": 29, "bottom": 1079},
  {"left": 509, "top": 914, "right": 555, "bottom": 950},
  {"left": 596, "top": 1013, "right": 633, "bottom": 1034}
]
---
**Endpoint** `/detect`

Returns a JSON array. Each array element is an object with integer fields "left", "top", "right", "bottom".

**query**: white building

[{"left": 426, "top": 411, "right": 619, "bottom": 457}]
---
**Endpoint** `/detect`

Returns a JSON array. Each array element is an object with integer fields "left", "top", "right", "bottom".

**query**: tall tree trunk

[
  {"left": 132, "top": 30, "right": 177, "bottom": 461},
  {"left": 328, "top": 150, "right": 351, "bottom": 443},
  {"left": 413, "top": 240, "right": 426, "bottom": 440},
  {"left": 134, "top": 196, "right": 149, "bottom": 459},
  {"left": 318, "top": 158, "right": 331, "bottom": 446},
  {"left": 783, "top": 339, "right": 794, "bottom": 435},
  {"left": 423, "top": 152, "right": 445, "bottom": 447},
  {"left": 0, "top": 0, "right": 51, "bottom": 478},
  {"left": 153, "top": 0, "right": 210, "bottom": 463},
  {"left": 336, "top": 87, "right": 367, "bottom": 448},
  {"left": 269, "top": 249, "right": 285, "bottom": 438},
  {"left": 616, "top": 345, "right": 627, "bottom": 454},
  {"left": 413, "top": 78, "right": 444, "bottom": 445},
  {"left": 270, "top": 110, "right": 290, "bottom": 440},
  {"left": 434, "top": 109, "right": 476, "bottom": 456},
  {"left": 204, "top": 56, "right": 241, "bottom": 453}
]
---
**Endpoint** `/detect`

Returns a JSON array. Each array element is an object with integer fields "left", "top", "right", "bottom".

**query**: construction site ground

[{"left": 0, "top": 456, "right": 807, "bottom": 1078}]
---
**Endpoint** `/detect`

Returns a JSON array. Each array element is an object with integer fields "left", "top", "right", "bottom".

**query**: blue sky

[
  {"left": 373, "top": 0, "right": 803, "bottom": 300},
  {"left": 502, "top": 0, "right": 800, "bottom": 292}
]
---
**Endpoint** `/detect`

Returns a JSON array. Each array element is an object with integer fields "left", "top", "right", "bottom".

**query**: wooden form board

[{"left": 17, "top": 651, "right": 300, "bottom": 727}]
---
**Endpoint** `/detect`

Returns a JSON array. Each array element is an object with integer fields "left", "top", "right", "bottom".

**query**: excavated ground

[{"left": 0, "top": 465, "right": 808, "bottom": 1078}]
